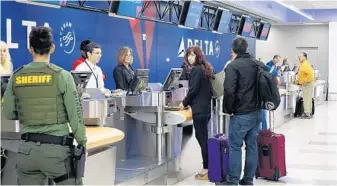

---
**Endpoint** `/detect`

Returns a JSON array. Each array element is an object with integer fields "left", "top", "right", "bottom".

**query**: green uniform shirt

[{"left": 3, "top": 62, "right": 87, "bottom": 146}]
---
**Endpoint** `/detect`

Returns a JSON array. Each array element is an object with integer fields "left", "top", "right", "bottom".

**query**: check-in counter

[
  {"left": 314, "top": 80, "right": 327, "bottom": 105},
  {"left": 265, "top": 89, "right": 289, "bottom": 129},
  {"left": 0, "top": 126, "right": 125, "bottom": 185},
  {"left": 104, "top": 68, "right": 195, "bottom": 185},
  {"left": 287, "top": 84, "right": 300, "bottom": 114}
]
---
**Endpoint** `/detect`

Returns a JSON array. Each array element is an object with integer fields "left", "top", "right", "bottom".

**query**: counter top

[
  {"left": 86, "top": 127, "right": 124, "bottom": 150},
  {"left": 1, "top": 127, "right": 125, "bottom": 151},
  {"left": 125, "top": 108, "right": 193, "bottom": 125},
  {"left": 287, "top": 84, "right": 300, "bottom": 92},
  {"left": 279, "top": 89, "right": 287, "bottom": 95},
  {"left": 284, "top": 81, "right": 326, "bottom": 92},
  {"left": 173, "top": 109, "right": 192, "bottom": 121},
  {"left": 315, "top": 80, "right": 327, "bottom": 85}
]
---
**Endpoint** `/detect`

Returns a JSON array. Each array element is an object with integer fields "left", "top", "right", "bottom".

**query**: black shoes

[
  {"left": 239, "top": 179, "right": 253, "bottom": 185},
  {"left": 300, "top": 113, "right": 313, "bottom": 119},
  {"left": 215, "top": 179, "right": 253, "bottom": 185}
]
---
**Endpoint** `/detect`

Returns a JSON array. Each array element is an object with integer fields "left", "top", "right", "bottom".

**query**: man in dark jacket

[{"left": 223, "top": 37, "right": 261, "bottom": 185}]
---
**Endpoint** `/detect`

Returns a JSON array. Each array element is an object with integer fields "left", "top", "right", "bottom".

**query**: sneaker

[
  {"left": 216, "top": 181, "right": 238, "bottom": 185},
  {"left": 195, "top": 170, "right": 208, "bottom": 180},
  {"left": 239, "top": 179, "right": 253, "bottom": 185},
  {"left": 300, "top": 113, "right": 312, "bottom": 119}
]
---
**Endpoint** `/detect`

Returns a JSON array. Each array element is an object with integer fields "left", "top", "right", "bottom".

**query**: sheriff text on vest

[{"left": 15, "top": 75, "right": 52, "bottom": 85}]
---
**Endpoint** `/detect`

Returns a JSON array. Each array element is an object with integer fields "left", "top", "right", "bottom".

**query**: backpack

[{"left": 255, "top": 60, "right": 281, "bottom": 111}]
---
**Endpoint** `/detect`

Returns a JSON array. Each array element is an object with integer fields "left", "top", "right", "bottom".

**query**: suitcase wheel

[{"left": 273, "top": 168, "right": 280, "bottom": 181}]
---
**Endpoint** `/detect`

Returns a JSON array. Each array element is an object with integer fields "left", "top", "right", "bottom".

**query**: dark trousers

[{"left": 193, "top": 113, "right": 211, "bottom": 169}]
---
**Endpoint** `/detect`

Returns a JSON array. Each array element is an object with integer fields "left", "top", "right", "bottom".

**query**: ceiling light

[
  {"left": 302, "top": 22, "right": 324, "bottom": 25},
  {"left": 274, "top": 0, "right": 315, "bottom": 21}
]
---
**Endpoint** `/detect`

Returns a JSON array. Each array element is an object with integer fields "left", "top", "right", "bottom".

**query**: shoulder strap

[
  {"left": 253, "top": 59, "right": 263, "bottom": 108},
  {"left": 84, "top": 61, "right": 99, "bottom": 88}
]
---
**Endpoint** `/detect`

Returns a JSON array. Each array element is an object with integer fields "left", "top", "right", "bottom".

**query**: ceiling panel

[{"left": 283, "top": 1, "right": 337, "bottom": 9}]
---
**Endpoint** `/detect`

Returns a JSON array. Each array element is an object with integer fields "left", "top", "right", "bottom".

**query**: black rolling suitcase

[
  {"left": 294, "top": 96, "right": 304, "bottom": 117},
  {"left": 294, "top": 89, "right": 315, "bottom": 117}
]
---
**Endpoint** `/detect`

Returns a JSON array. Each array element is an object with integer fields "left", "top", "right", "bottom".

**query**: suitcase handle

[
  {"left": 298, "top": 88, "right": 303, "bottom": 98},
  {"left": 268, "top": 111, "right": 275, "bottom": 132}
]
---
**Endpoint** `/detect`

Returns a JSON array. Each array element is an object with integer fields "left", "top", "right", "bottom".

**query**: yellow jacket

[{"left": 298, "top": 60, "right": 314, "bottom": 85}]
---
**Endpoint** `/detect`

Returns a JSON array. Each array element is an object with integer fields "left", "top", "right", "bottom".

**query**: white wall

[
  {"left": 256, "top": 25, "right": 329, "bottom": 81},
  {"left": 329, "top": 22, "right": 337, "bottom": 97}
]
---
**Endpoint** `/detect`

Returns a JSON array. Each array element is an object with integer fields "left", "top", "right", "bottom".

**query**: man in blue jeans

[{"left": 223, "top": 37, "right": 267, "bottom": 185}]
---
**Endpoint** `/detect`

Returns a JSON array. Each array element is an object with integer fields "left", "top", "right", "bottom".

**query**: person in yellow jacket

[{"left": 297, "top": 52, "right": 314, "bottom": 119}]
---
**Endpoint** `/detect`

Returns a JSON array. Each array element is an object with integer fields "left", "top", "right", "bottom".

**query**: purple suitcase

[{"left": 208, "top": 134, "right": 229, "bottom": 183}]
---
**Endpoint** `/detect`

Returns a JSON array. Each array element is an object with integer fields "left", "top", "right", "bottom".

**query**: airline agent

[
  {"left": 72, "top": 40, "right": 107, "bottom": 81},
  {"left": 75, "top": 42, "right": 111, "bottom": 95},
  {"left": 113, "top": 46, "right": 135, "bottom": 91}
]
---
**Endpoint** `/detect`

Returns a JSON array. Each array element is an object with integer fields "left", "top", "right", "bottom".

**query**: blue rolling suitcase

[{"left": 208, "top": 134, "right": 229, "bottom": 183}]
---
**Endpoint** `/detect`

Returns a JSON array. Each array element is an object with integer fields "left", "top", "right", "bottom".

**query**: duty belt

[{"left": 21, "top": 133, "right": 73, "bottom": 146}]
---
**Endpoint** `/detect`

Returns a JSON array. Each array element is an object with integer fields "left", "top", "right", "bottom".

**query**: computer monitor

[
  {"left": 110, "top": 0, "right": 144, "bottom": 18},
  {"left": 162, "top": 68, "right": 183, "bottom": 91},
  {"left": 71, "top": 71, "right": 92, "bottom": 97},
  {"left": 1, "top": 74, "right": 11, "bottom": 99},
  {"left": 249, "top": 20, "right": 262, "bottom": 38},
  {"left": 31, "top": 0, "right": 66, "bottom": 6},
  {"left": 257, "top": 23, "right": 271, "bottom": 41},
  {"left": 213, "top": 9, "right": 232, "bottom": 34},
  {"left": 238, "top": 16, "right": 253, "bottom": 37},
  {"left": 283, "top": 66, "right": 291, "bottom": 72},
  {"left": 178, "top": 0, "right": 204, "bottom": 29},
  {"left": 127, "top": 69, "right": 150, "bottom": 95},
  {"left": 229, "top": 14, "right": 242, "bottom": 34}
]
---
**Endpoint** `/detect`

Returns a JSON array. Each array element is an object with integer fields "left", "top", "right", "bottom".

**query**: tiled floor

[{"left": 175, "top": 101, "right": 337, "bottom": 185}]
